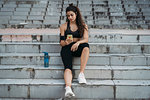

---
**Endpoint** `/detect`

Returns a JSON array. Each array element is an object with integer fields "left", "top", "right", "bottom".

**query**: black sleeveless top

[{"left": 65, "top": 22, "right": 81, "bottom": 39}]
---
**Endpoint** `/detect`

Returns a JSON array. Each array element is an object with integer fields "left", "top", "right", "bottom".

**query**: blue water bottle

[{"left": 43, "top": 52, "right": 49, "bottom": 67}]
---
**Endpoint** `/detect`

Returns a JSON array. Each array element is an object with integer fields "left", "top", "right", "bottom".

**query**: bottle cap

[{"left": 43, "top": 52, "right": 48, "bottom": 55}]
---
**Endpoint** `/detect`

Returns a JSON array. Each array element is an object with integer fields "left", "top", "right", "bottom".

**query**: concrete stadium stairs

[
  {"left": 0, "top": 29, "right": 150, "bottom": 100},
  {"left": 0, "top": 0, "right": 150, "bottom": 29}
]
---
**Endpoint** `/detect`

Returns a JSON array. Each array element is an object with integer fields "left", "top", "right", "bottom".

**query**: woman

[{"left": 60, "top": 3, "right": 89, "bottom": 98}]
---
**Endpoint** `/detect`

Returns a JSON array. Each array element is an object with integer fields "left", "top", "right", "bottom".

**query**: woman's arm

[
  {"left": 60, "top": 23, "right": 73, "bottom": 47},
  {"left": 60, "top": 24, "right": 67, "bottom": 47},
  {"left": 71, "top": 25, "right": 88, "bottom": 52}
]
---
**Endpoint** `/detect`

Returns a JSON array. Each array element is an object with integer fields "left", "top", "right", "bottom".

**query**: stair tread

[
  {"left": 111, "top": 66, "right": 150, "bottom": 70},
  {"left": 0, "top": 65, "right": 149, "bottom": 70},
  {"left": 1, "top": 42, "right": 150, "bottom": 45},
  {"left": 0, "top": 53, "right": 148, "bottom": 56},
  {"left": 0, "top": 29, "right": 150, "bottom": 35},
  {"left": 0, "top": 79, "right": 150, "bottom": 86},
  {"left": 0, "top": 65, "right": 111, "bottom": 69}
]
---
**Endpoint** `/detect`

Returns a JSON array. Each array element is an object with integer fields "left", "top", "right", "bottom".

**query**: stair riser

[
  {"left": 0, "top": 85, "right": 29, "bottom": 98},
  {"left": 113, "top": 70, "right": 150, "bottom": 80},
  {"left": 0, "top": 85, "right": 64, "bottom": 99},
  {"left": 0, "top": 56, "right": 149, "bottom": 66},
  {"left": 0, "top": 85, "right": 113, "bottom": 99},
  {"left": 116, "top": 86, "right": 150, "bottom": 99},
  {"left": 0, "top": 84, "right": 150, "bottom": 99},
  {"left": 0, "top": 44, "right": 150, "bottom": 54},
  {"left": 0, "top": 68, "right": 150, "bottom": 80},
  {"left": 90, "top": 44, "right": 148, "bottom": 54},
  {"left": 89, "top": 34, "right": 139, "bottom": 43},
  {"left": 1, "top": 34, "right": 150, "bottom": 43},
  {"left": 0, "top": 44, "right": 61, "bottom": 53},
  {"left": 0, "top": 68, "right": 111, "bottom": 79}
]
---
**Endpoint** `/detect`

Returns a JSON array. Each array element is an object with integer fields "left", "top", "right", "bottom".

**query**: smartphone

[{"left": 67, "top": 34, "right": 73, "bottom": 41}]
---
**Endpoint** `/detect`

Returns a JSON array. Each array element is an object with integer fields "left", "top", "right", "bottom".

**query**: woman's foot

[
  {"left": 78, "top": 72, "right": 87, "bottom": 84},
  {"left": 65, "top": 86, "right": 75, "bottom": 98}
]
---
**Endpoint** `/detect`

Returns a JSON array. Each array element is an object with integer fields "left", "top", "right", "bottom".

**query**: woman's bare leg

[
  {"left": 80, "top": 47, "right": 89, "bottom": 73},
  {"left": 64, "top": 68, "right": 75, "bottom": 97},
  {"left": 64, "top": 69, "right": 72, "bottom": 87}
]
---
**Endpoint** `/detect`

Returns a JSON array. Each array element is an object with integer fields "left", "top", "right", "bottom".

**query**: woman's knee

[
  {"left": 82, "top": 47, "right": 89, "bottom": 53},
  {"left": 65, "top": 68, "right": 72, "bottom": 72}
]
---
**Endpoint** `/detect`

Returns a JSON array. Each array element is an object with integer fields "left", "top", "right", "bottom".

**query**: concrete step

[
  {"left": 0, "top": 65, "right": 150, "bottom": 80},
  {"left": 0, "top": 98, "right": 115, "bottom": 100},
  {"left": 0, "top": 53, "right": 149, "bottom": 66},
  {"left": 0, "top": 65, "right": 111, "bottom": 80},
  {"left": 1, "top": 0, "right": 150, "bottom": 29},
  {"left": 0, "top": 42, "right": 150, "bottom": 54},
  {"left": 0, "top": 79, "right": 150, "bottom": 99},
  {"left": 1, "top": 33, "right": 150, "bottom": 43},
  {"left": 0, "top": 29, "right": 150, "bottom": 99},
  {"left": 0, "top": 29, "right": 150, "bottom": 43}
]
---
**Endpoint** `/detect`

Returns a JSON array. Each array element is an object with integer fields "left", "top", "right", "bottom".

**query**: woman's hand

[
  {"left": 65, "top": 38, "right": 73, "bottom": 45},
  {"left": 71, "top": 42, "right": 79, "bottom": 52}
]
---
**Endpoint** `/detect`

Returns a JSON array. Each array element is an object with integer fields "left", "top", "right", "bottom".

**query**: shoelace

[{"left": 79, "top": 73, "right": 85, "bottom": 78}]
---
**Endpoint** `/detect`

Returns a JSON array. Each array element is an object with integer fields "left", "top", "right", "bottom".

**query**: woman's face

[{"left": 66, "top": 11, "right": 77, "bottom": 22}]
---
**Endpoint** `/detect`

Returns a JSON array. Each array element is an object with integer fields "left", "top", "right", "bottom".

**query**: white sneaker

[
  {"left": 65, "top": 86, "right": 75, "bottom": 98},
  {"left": 78, "top": 73, "right": 87, "bottom": 84}
]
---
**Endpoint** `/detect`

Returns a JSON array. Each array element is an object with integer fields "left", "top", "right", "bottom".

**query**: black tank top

[{"left": 65, "top": 22, "right": 81, "bottom": 39}]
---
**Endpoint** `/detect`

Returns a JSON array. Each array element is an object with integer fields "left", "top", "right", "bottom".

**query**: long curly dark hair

[{"left": 66, "top": 3, "right": 86, "bottom": 37}]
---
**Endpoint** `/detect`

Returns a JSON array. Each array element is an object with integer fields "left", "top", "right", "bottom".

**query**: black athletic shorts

[{"left": 60, "top": 42, "right": 89, "bottom": 71}]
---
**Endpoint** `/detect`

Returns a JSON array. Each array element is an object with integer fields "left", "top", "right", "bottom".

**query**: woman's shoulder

[
  {"left": 60, "top": 22, "right": 67, "bottom": 30},
  {"left": 84, "top": 24, "right": 88, "bottom": 31}
]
